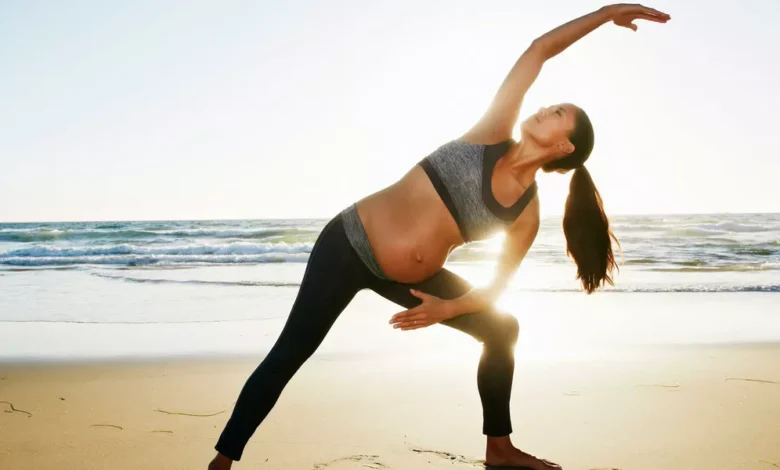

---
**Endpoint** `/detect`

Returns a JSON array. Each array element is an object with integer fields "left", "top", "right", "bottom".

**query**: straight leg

[{"left": 214, "top": 215, "right": 371, "bottom": 462}]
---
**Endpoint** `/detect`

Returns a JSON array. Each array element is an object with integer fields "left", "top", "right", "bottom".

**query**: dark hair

[{"left": 542, "top": 107, "right": 619, "bottom": 294}]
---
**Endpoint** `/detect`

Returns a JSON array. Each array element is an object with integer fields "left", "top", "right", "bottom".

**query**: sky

[{"left": 1, "top": 0, "right": 779, "bottom": 222}]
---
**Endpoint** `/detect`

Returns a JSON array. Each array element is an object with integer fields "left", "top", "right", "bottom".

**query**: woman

[{"left": 209, "top": 4, "right": 670, "bottom": 469}]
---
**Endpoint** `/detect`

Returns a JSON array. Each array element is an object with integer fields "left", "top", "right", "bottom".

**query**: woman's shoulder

[
  {"left": 423, "top": 138, "right": 484, "bottom": 161},
  {"left": 458, "top": 127, "right": 515, "bottom": 146}
]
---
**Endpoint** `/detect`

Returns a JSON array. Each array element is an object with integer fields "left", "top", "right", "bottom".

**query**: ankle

[
  {"left": 208, "top": 453, "right": 233, "bottom": 470},
  {"left": 486, "top": 435, "right": 514, "bottom": 452}
]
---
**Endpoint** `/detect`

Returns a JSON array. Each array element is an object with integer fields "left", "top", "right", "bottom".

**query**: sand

[{"left": 1, "top": 344, "right": 779, "bottom": 470}]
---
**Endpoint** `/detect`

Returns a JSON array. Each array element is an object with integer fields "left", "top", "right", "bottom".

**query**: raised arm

[{"left": 462, "top": 3, "right": 671, "bottom": 144}]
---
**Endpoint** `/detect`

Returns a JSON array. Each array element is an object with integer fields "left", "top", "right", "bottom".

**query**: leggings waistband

[{"left": 340, "top": 204, "right": 392, "bottom": 281}]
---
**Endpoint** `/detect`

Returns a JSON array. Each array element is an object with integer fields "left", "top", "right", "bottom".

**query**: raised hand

[{"left": 606, "top": 3, "right": 671, "bottom": 31}]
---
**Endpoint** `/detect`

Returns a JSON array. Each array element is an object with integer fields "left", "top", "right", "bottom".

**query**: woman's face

[{"left": 520, "top": 103, "right": 578, "bottom": 149}]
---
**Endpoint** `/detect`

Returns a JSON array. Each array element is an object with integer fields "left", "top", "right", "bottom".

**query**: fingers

[
  {"left": 391, "top": 312, "right": 427, "bottom": 324},
  {"left": 409, "top": 288, "right": 431, "bottom": 300},
  {"left": 389, "top": 306, "right": 420, "bottom": 324},
  {"left": 389, "top": 309, "right": 430, "bottom": 330},
  {"left": 644, "top": 6, "right": 671, "bottom": 19},
  {"left": 389, "top": 289, "right": 444, "bottom": 331},
  {"left": 637, "top": 12, "right": 669, "bottom": 23},
  {"left": 634, "top": 14, "right": 669, "bottom": 23},
  {"left": 396, "top": 319, "right": 428, "bottom": 331},
  {"left": 389, "top": 308, "right": 424, "bottom": 323},
  {"left": 616, "top": 10, "right": 670, "bottom": 31},
  {"left": 390, "top": 308, "right": 428, "bottom": 323},
  {"left": 616, "top": 19, "right": 638, "bottom": 31},
  {"left": 637, "top": 4, "right": 671, "bottom": 20},
  {"left": 390, "top": 312, "right": 429, "bottom": 330}
]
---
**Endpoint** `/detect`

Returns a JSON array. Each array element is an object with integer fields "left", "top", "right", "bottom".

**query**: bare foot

[
  {"left": 486, "top": 437, "right": 560, "bottom": 470},
  {"left": 208, "top": 453, "right": 233, "bottom": 470}
]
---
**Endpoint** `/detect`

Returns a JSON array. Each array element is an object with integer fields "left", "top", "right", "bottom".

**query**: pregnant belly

[
  {"left": 356, "top": 175, "right": 464, "bottom": 283},
  {"left": 371, "top": 232, "right": 453, "bottom": 283}
]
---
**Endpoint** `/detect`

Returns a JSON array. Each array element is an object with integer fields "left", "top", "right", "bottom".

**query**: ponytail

[
  {"left": 540, "top": 105, "right": 619, "bottom": 293},
  {"left": 563, "top": 166, "right": 619, "bottom": 294}
]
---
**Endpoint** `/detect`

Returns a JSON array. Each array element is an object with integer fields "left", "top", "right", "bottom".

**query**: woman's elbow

[{"left": 526, "top": 38, "right": 549, "bottom": 60}]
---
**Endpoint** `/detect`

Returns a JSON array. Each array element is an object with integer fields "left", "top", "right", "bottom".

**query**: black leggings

[{"left": 215, "top": 213, "right": 520, "bottom": 461}]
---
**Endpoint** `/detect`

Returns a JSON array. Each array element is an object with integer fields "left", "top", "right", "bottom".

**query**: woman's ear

[{"left": 556, "top": 141, "right": 575, "bottom": 156}]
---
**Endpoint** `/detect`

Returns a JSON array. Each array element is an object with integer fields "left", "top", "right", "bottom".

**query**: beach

[
  {"left": 3, "top": 0, "right": 780, "bottom": 466},
  {"left": 1, "top": 214, "right": 779, "bottom": 469},
  {"left": 2, "top": 343, "right": 779, "bottom": 470}
]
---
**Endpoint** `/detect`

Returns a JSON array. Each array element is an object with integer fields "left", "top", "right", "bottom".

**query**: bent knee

[
  {"left": 500, "top": 312, "right": 520, "bottom": 346},
  {"left": 482, "top": 311, "right": 519, "bottom": 347}
]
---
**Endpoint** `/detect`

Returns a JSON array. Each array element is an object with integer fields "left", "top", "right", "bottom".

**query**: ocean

[{"left": 1, "top": 213, "right": 779, "bottom": 361}]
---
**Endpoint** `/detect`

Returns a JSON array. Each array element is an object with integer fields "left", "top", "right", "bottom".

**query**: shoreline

[
  {"left": 4, "top": 289, "right": 780, "bottom": 363},
  {"left": 3, "top": 339, "right": 780, "bottom": 367}
]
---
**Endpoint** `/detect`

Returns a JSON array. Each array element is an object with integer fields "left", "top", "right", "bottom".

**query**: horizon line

[{"left": 2, "top": 211, "right": 779, "bottom": 225}]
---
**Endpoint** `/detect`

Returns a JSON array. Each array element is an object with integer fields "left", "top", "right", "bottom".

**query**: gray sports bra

[{"left": 418, "top": 139, "right": 537, "bottom": 242}]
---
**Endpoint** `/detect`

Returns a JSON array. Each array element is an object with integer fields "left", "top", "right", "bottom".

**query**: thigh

[
  {"left": 370, "top": 268, "right": 473, "bottom": 307},
  {"left": 278, "top": 214, "right": 371, "bottom": 343},
  {"left": 369, "top": 269, "right": 509, "bottom": 342}
]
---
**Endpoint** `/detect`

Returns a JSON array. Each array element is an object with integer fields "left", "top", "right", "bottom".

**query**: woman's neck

[{"left": 505, "top": 138, "right": 549, "bottom": 184}]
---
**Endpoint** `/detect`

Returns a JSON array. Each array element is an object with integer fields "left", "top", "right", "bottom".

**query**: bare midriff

[{"left": 355, "top": 165, "right": 465, "bottom": 284}]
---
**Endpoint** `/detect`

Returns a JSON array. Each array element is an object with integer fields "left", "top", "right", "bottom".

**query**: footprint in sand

[
  {"left": 410, "top": 448, "right": 483, "bottom": 467},
  {"left": 411, "top": 447, "right": 622, "bottom": 470},
  {"left": 0, "top": 400, "right": 32, "bottom": 417},
  {"left": 90, "top": 424, "right": 123, "bottom": 430},
  {"left": 313, "top": 454, "right": 386, "bottom": 469}
]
